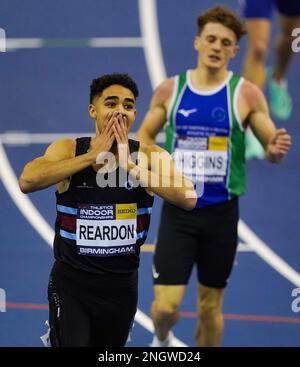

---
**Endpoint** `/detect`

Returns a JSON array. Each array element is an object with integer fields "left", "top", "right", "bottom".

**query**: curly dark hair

[
  {"left": 197, "top": 5, "right": 246, "bottom": 42},
  {"left": 89, "top": 73, "right": 139, "bottom": 103}
]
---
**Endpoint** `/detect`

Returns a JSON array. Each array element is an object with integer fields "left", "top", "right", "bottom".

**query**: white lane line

[
  {"left": 5, "top": 37, "right": 143, "bottom": 50},
  {"left": 138, "top": 0, "right": 166, "bottom": 89},
  {"left": 0, "top": 132, "right": 165, "bottom": 145},
  {"left": 142, "top": 242, "right": 253, "bottom": 253},
  {"left": 89, "top": 37, "right": 143, "bottom": 48},
  {"left": 6, "top": 38, "right": 43, "bottom": 49},
  {"left": 135, "top": 309, "right": 187, "bottom": 347},
  {"left": 237, "top": 242, "right": 253, "bottom": 252},
  {"left": 238, "top": 220, "right": 300, "bottom": 286}
]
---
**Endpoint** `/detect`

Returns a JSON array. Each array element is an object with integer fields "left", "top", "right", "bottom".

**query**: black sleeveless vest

[{"left": 54, "top": 137, "right": 154, "bottom": 275}]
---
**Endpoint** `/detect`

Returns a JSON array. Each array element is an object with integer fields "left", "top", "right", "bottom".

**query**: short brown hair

[{"left": 197, "top": 5, "right": 246, "bottom": 42}]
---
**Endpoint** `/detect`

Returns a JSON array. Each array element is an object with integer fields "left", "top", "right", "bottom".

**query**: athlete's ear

[
  {"left": 194, "top": 36, "right": 201, "bottom": 51},
  {"left": 88, "top": 104, "right": 97, "bottom": 119}
]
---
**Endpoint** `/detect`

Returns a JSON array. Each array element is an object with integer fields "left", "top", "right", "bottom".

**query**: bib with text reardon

[{"left": 76, "top": 203, "right": 137, "bottom": 257}]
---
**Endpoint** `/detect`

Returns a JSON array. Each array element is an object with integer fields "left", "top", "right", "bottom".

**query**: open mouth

[{"left": 208, "top": 55, "right": 221, "bottom": 62}]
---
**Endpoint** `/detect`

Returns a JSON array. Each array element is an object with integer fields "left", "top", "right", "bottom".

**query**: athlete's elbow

[
  {"left": 181, "top": 183, "right": 197, "bottom": 210},
  {"left": 19, "top": 171, "right": 42, "bottom": 193},
  {"left": 19, "top": 176, "right": 36, "bottom": 194},
  {"left": 182, "top": 196, "right": 197, "bottom": 211},
  {"left": 19, "top": 178, "right": 31, "bottom": 193},
  {"left": 175, "top": 191, "right": 197, "bottom": 211}
]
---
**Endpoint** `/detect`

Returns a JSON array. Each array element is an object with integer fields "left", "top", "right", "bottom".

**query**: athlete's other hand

[{"left": 266, "top": 128, "right": 292, "bottom": 163}]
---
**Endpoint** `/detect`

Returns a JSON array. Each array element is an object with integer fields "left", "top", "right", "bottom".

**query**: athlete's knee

[
  {"left": 152, "top": 298, "right": 180, "bottom": 320},
  {"left": 199, "top": 300, "right": 222, "bottom": 319},
  {"left": 249, "top": 41, "right": 268, "bottom": 61},
  {"left": 198, "top": 287, "right": 224, "bottom": 318}
]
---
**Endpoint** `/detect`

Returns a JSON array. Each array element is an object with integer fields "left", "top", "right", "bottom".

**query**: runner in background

[
  {"left": 137, "top": 6, "right": 291, "bottom": 347},
  {"left": 241, "top": 0, "right": 300, "bottom": 159}
]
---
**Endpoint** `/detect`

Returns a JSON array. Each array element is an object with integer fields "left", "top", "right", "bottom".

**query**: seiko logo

[{"left": 118, "top": 209, "right": 136, "bottom": 214}]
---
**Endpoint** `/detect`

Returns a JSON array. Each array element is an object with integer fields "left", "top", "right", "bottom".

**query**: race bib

[
  {"left": 76, "top": 203, "right": 137, "bottom": 257},
  {"left": 174, "top": 136, "right": 228, "bottom": 184}
]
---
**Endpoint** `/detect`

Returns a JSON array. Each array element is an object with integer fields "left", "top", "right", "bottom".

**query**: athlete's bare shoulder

[
  {"left": 44, "top": 138, "right": 76, "bottom": 161},
  {"left": 153, "top": 77, "right": 176, "bottom": 105},
  {"left": 240, "top": 79, "right": 265, "bottom": 110},
  {"left": 44, "top": 138, "right": 76, "bottom": 193}
]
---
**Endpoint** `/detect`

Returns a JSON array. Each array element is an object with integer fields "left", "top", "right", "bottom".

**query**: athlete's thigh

[
  {"left": 154, "top": 202, "right": 199, "bottom": 285},
  {"left": 245, "top": 18, "right": 272, "bottom": 49},
  {"left": 89, "top": 281, "right": 138, "bottom": 347},
  {"left": 48, "top": 279, "right": 90, "bottom": 347},
  {"left": 196, "top": 200, "right": 239, "bottom": 289},
  {"left": 90, "top": 303, "right": 136, "bottom": 347}
]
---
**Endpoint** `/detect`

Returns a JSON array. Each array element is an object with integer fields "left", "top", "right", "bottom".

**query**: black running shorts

[
  {"left": 48, "top": 261, "right": 137, "bottom": 347},
  {"left": 153, "top": 198, "right": 239, "bottom": 289}
]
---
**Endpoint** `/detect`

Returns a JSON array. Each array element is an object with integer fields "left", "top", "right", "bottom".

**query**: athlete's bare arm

[
  {"left": 139, "top": 143, "right": 197, "bottom": 210},
  {"left": 19, "top": 112, "right": 117, "bottom": 193},
  {"left": 239, "top": 80, "right": 292, "bottom": 162},
  {"left": 136, "top": 78, "right": 174, "bottom": 144}
]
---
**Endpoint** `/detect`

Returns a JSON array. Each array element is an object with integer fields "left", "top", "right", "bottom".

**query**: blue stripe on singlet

[
  {"left": 57, "top": 205, "right": 78, "bottom": 215},
  {"left": 59, "top": 229, "right": 76, "bottom": 240},
  {"left": 137, "top": 207, "right": 152, "bottom": 215},
  {"left": 137, "top": 230, "right": 148, "bottom": 239}
]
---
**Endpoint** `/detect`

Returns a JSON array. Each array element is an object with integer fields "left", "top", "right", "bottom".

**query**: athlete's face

[
  {"left": 194, "top": 22, "right": 238, "bottom": 70},
  {"left": 88, "top": 84, "right": 137, "bottom": 133}
]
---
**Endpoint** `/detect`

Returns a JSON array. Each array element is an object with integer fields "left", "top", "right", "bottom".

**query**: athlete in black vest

[{"left": 19, "top": 73, "right": 197, "bottom": 347}]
